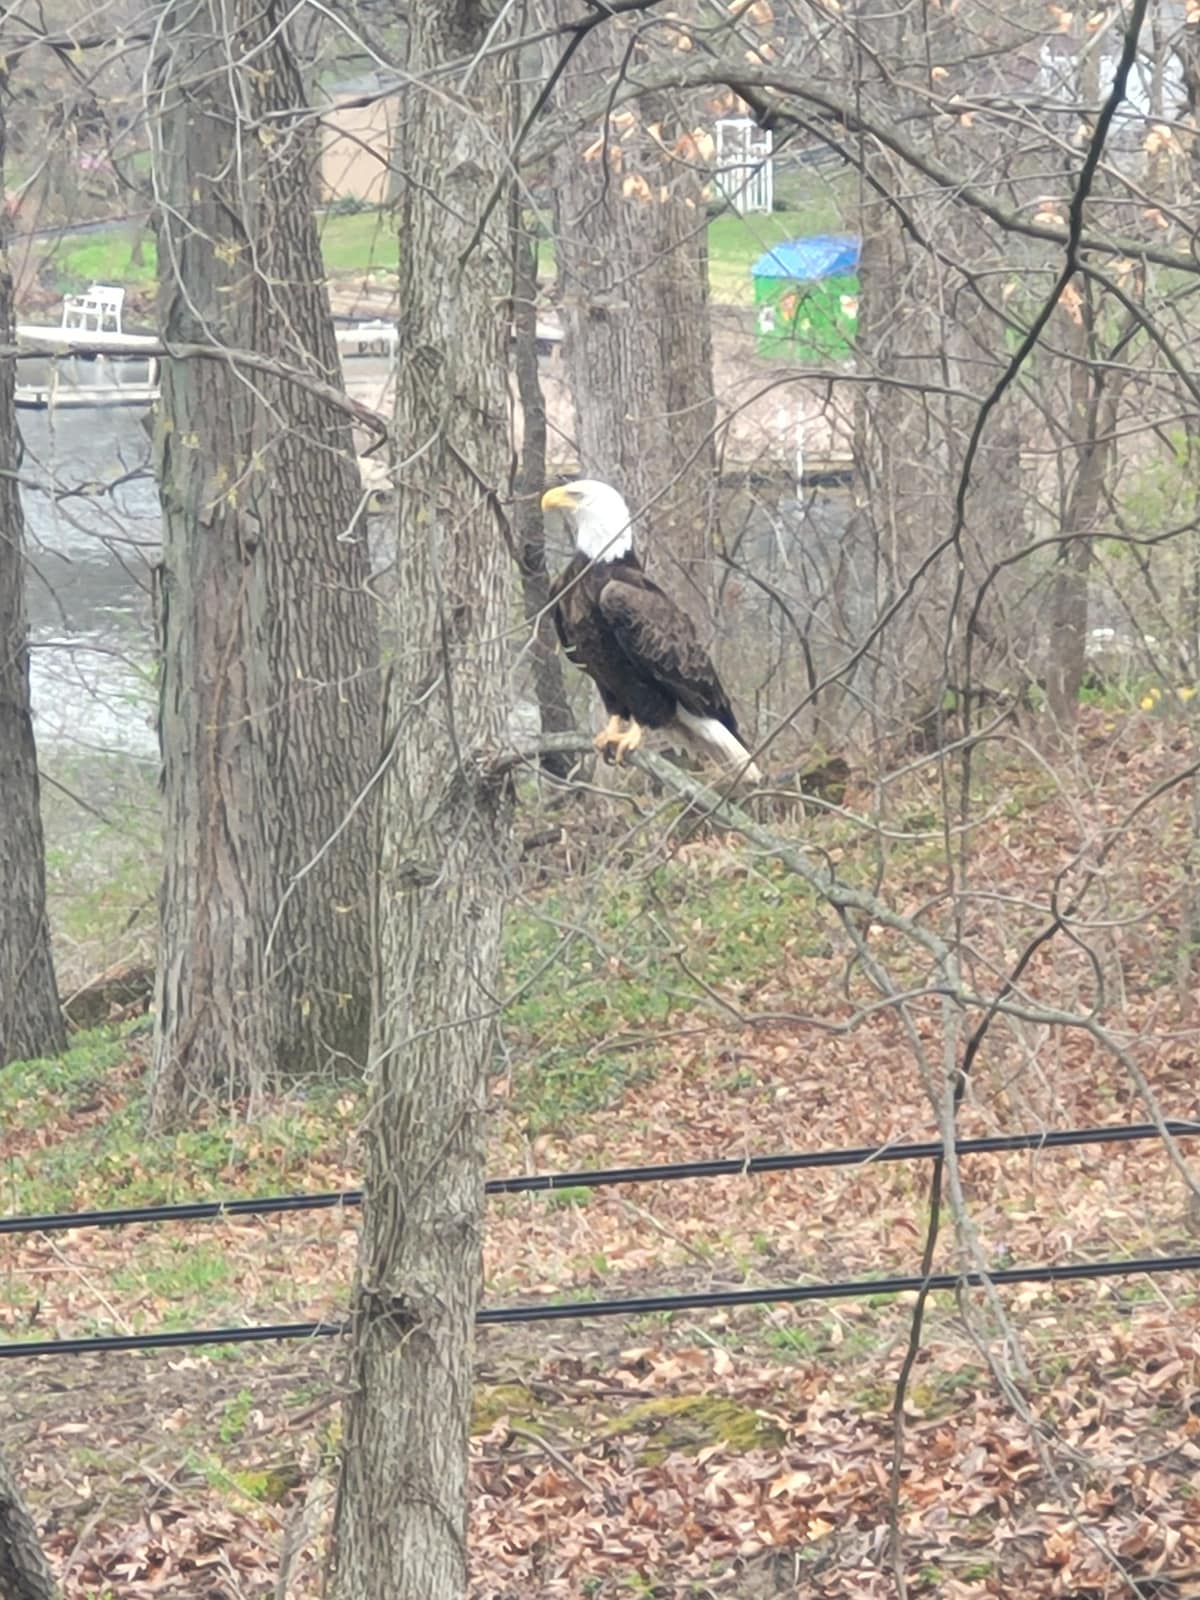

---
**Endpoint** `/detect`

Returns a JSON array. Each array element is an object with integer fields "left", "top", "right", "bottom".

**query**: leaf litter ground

[{"left": 6, "top": 707, "right": 1200, "bottom": 1597}]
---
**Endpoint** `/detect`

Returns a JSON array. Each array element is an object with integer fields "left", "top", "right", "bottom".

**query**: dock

[
  {"left": 16, "top": 378, "right": 159, "bottom": 411},
  {"left": 15, "top": 286, "right": 856, "bottom": 486}
]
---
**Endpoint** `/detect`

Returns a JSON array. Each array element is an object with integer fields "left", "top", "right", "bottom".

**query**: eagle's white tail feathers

[{"left": 674, "top": 708, "right": 764, "bottom": 787}]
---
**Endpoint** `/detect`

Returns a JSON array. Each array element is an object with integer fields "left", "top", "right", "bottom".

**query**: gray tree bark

[
  {"left": 512, "top": 211, "right": 575, "bottom": 776},
  {"left": 0, "top": 67, "right": 65, "bottom": 1070},
  {"left": 0, "top": 1449, "right": 57, "bottom": 1600},
  {"left": 844, "top": 0, "right": 1030, "bottom": 743},
  {"left": 1044, "top": 287, "right": 1123, "bottom": 729},
  {"left": 1043, "top": 31, "right": 1123, "bottom": 731},
  {"left": 1177, "top": 16, "right": 1200, "bottom": 199},
  {"left": 148, "top": 1, "right": 379, "bottom": 1124},
  {"left": 331, "top": 1, "right": 515, "bottom": 1596},
  {"left": 550, "top": 17, "right": 718, "bottom": 613}
]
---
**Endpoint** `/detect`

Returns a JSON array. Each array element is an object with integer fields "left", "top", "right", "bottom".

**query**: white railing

[
  {"left": 714, "top": 117, "right": 774, "bottom": 214},
  {"left": 61, "top": 284, "right": 126, "bottom": 335}
]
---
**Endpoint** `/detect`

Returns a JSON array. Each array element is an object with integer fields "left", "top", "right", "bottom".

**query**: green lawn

[
  {"left": 53, "top": 208, "right": 399, "bottom": 296},
  {"left": 51, "top": 188, "right": 845, "bottom": 306},
  {"left": 56, "top": 229, "right": 157, "bottom": 292},
  {"left": 708, "top": 208, "right": 838, "bottom": 303},
  {"left": 314, "top": 206, "right": 397, "bottom": 274}
]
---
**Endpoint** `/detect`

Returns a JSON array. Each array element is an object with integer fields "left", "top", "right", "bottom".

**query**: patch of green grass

[
  {"left": 764, "top": 1324, "right": 824, "bottom": 1358},
  {"left": 852, "top": 1382, "right": 893, "bottom": 1411},
  {"left": 504, "top": 853, "right": 821, "bottom": 1126},
  {"left": 540, "top": 199, "right": 847, "bottom": 304},
  {"left": 57, "top": 230, "right": 157, "bottom": 293},
  {"left": 111, "top": 1242, "right": 236, "bottom": 1322},
  {"left": 931, "top": 1366, "right": 984, "bottom": 1398},
  {"left": 53, "top": 192, "right": 839, "bottom": 306},
  {"left": 317, "top": 207, "right": 398, "bottom": 275},
  {"left": 0, "top": 1054, "right": 357, "bottom": 1218},
  {"left": 1078, "top": 677, "right": 1142, "bottom": 711},
  {"left": 47, "top": 839, "right": 158, "bottom": 953},
  {"left": 1074, "top": 672, "right": 1200, "bottom": 715},
  {"left": 41, "top": 753, "right": 160, "bottom": 986},
  {"left": 188, "top": 1450, "right": 300, "bottom": 1504},
  {"left": 219, "top": 1388, "right": 255, "bottom": 1444},
  {"left": 53, "top": 207, "right": 398, "bottom": 296},
  {"left": 0, "top": 1027, "right": 126, "bottom": 1124},
  {"left": 707, "top": 201, "right": 845, "bottom": 303}
]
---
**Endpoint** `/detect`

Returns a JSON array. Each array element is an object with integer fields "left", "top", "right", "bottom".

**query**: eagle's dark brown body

[{"left": 549, "top": 551, "right": 740, "bottom": 736}]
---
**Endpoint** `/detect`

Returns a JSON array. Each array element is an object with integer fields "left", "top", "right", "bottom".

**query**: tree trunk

[
  {"left": 0, "top": 68, "right": 65, "bottom": 1070},
  {"left": 844, "top": 0, "right": 1030, "bottom": 745},
  {"left": 1044, "top": 286, "right": 1124, "bottom": 728},
  {"left": 550, "top": 20, "right": 717, "bottom": 614},
  {"left": 1177, "top": 16, "right": 1200, "bottom": 200},
  {"left": 1042, "top": 34, "right": 1121, "bottom": 732},
  {"left": 0, "top": 1449, "right": 57, "bottom": 1600},
  {"left": 1044, "top": 529, "right": 1093, "bottom": 726},
  {"left": 149, "top": 1, "right": 379, "bottom": 1123},
  {"left": 331, "top": 3, "right": 515, "bottom": 1596},
  {"left": 512, "top": 207, "right": 576, "bottom": 776}
]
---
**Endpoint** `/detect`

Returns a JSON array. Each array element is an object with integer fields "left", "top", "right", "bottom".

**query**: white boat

[
  {"left": 15, "top": 284, "right": 562, "bottom": 411},
  {"left": 16, "top": 287, "right": 406, "bottom": 411},
  {"left": 16, "top": 285, "right": 160, "bottom": 410}
]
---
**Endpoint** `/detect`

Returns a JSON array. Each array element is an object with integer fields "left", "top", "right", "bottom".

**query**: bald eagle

[{"left": 542, "top": 479, "right": 763, "bottom": 786}]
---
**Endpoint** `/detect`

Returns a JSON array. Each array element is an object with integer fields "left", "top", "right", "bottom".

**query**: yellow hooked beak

[{"left": 541, "top": 485, "right": 577, "bottom": 512}]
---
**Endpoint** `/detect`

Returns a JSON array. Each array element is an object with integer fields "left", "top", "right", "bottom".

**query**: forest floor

[{"left": 6, "top": 703, "right": 1200, "bottom": 1598}]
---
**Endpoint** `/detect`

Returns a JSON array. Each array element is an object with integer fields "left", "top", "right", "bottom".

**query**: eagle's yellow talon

[
  {"left": 594, "top": 714, "right": 625, "bottom": 754},
  {"left": 611, "top": 720, "right": 644, "bottom": 764}
]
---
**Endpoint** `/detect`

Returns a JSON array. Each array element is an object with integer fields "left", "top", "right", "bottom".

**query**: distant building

[{"left": 318, "top": 72, "right": 401, "bottom": 205}]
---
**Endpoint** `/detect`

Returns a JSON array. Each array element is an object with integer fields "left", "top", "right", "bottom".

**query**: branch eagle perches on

[{"left": 499, "top": 731, "right": 1200, "bottom": 1200}]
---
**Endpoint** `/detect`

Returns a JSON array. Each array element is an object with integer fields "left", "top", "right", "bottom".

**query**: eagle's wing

[
  {"left": 598, "top": 570, "right": 738, "bottom": 733},
  {"left": 547, "top": 562, "right": 574, "bottom": 655},
  {"left": 550, "top": 559, "right": 597, "bottom": 680}
]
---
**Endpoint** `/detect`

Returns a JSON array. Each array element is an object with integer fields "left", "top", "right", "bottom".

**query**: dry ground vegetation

[{"left": 5, "top": 705, "right": 1200, "bottom": 1599}]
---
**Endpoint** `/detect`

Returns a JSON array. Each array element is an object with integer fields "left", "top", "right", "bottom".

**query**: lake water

[
  {"left": 20, "top": 408, "right": 160, "bottom": 763},
  {"left": 18, "top": 404, "right": 851, "bottom": 765}
]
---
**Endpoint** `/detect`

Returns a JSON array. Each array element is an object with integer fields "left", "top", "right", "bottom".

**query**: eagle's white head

[{"left": 541, "top": 479, "right": 635, "bottom": 563}]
